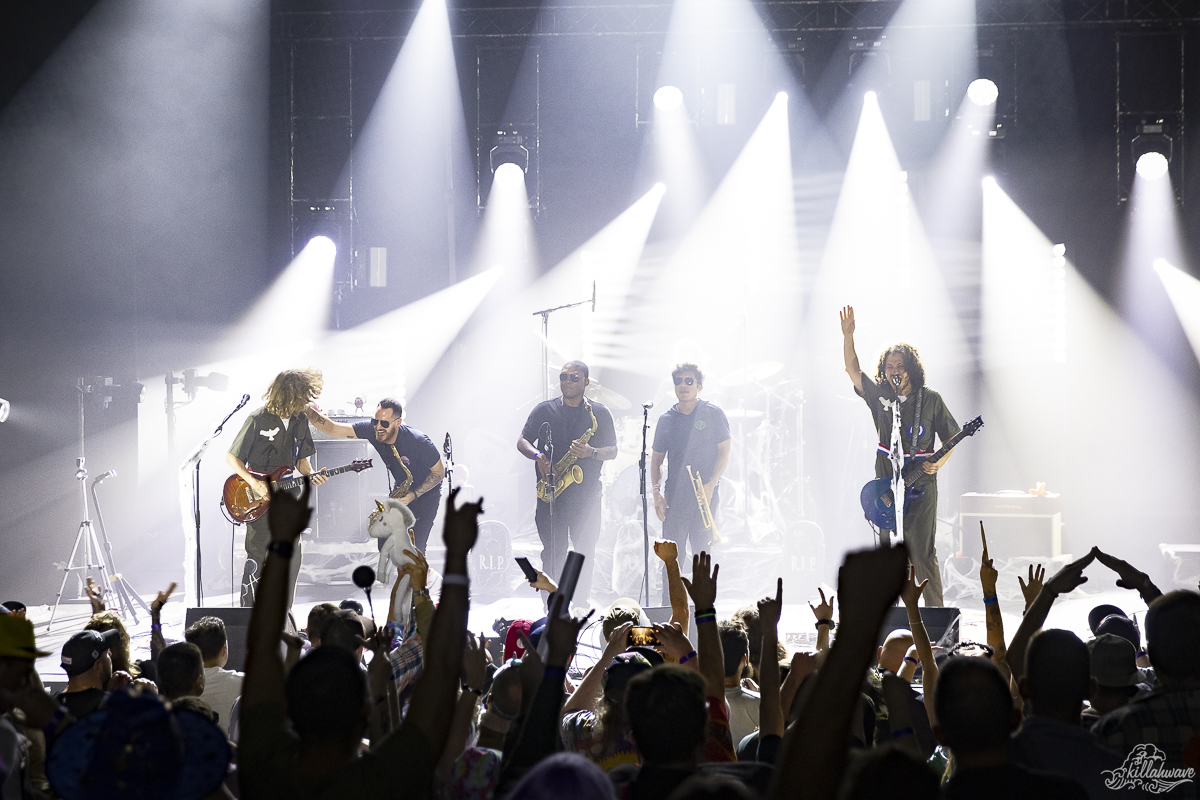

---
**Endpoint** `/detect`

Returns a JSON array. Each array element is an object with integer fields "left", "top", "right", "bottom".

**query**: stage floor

[{"left": 22, "top": 583, "right": 1150, "bottom": 688}]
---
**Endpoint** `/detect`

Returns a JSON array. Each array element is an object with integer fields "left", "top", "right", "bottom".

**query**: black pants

[
  {"left": 661, "top": 485, "right": 719, "bottom": 604},
  {"left": 534, "top": 485, "right": 602, "bottom": 605},
  {"left": 241, "top": 516, "right": 303, "bottom": 609},
  {"left": 875, "top": 482, "right": 943, "bottom": 606}
]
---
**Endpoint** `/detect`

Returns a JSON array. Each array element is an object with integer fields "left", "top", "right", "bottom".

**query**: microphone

[
  {"left": 443, "top": 432, "right": 452, "bottom": 457},
  {"left": 591, "top": 281, "right": 596, "bottom": 313},
  {"left": 642, "top": 401, "right": 654, "bottom": 409},
  {"left": 94, "top": 470, "right": 116, "bottom": 484},
  {"left": 236, "top": 393, "right": 251, "bottom": 411},
  {"left": 890, "top": 375, "right": 902, "bottom": 389}
]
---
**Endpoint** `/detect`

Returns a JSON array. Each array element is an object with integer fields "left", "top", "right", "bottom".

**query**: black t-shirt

[
  {"left": 652, "top": 400, "right": 732, "bottom": 500},
  {"left": 858, "top": 372, "right": 959, "bottom": 488},
  {"left": 941, "top": 763, "right": 1089, "bottom": 800},
  {"left": 521, "top": 398, "right": 617, "bottom": 488},
  {"left": 353, "top": 422, "right": 442, "bottom": 512},
  {"left": 56, "top": 687, "right": 105, "bottom": 719},
  {"left": 227, "top": 408, "right": 316, "bottom": 472}
]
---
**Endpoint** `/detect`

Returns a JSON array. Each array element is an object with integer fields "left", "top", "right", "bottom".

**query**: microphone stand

[
  {"left": 531, "top": 281, "right": 595, "bottom": 402},
  {"left": 544, "top": 425, "right": 555, "bottom": 581},
  {"left": 182, "top": 394, "right": 250, "bottom": 607},
  {"left": 638, "top": 403, "right": 652, "bottom": 606},
  {"left": 443, "top": 433, "right": 454, "bottom": 493},
  {"left": 880, "top": 383, "right": 905, "bottom": 548}
]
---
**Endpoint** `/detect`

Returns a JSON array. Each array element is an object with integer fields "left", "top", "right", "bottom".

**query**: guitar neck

[
  {"left": 273, "top": 463, "right": 354, "bottom": 490},
  {"left": 902, "top": 431, "right": 965, "bottom": 487}
]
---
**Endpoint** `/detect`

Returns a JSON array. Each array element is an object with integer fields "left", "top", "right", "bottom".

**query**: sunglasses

[
  {"left": 673, "top": 376, "right": 697, "bottom": 386},
  {"left": 371, "top": 419, "right": 394, "bottom": 429},
  {"left": 559, "top": 373, "right": 583, "bottom": 383}
]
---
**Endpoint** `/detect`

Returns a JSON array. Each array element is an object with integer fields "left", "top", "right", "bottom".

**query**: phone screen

[{"left": 629, "top": 626, "right": 660, "bottom": 647}]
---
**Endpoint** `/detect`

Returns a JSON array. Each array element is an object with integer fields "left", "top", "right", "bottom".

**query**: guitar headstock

[
  {"left": 352, "top": 459, "right": 374, "bottom": 472},
  {"left": 962, "top": 416, "right": 984, "bottom": 437}
]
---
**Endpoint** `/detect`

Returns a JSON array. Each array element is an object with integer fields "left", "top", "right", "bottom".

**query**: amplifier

[
  {"left": 311, "top": 439, "right": 390, "bottom": 542},
  {"left": 960, "top": 492, "right": 1062, "bottom": 559}
]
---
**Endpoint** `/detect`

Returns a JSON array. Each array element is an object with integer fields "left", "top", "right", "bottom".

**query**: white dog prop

[{"left": 368, "top": 499, "right": 417, "bottom": 625}]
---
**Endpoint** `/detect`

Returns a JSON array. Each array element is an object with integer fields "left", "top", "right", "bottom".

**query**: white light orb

[
  {"left": 306, "top": 235, "right": 337, "bottom": 259},
  {"left": 494, "top": 162, "right": 525, "bottom": 182},
  {"left": 864, "top": 90, "right": 878, "bottom": 104},
  {"left": 653, "top": 182, "right": 666, "bottom": 194},
  {"left": 1135, "top": 151, "right": 1169, "bottom": 181},
  {"left": 967, "top": 78, "right": 999, "bottom": 106},
  {"left": 982, "top": 175, "right": 997, "bottom": 189},
  {"left": 1051, "top": 243, "right": 1066, "bottom": 257},
  {"left": 776, "top": 91, "right": 788, "bottom": 103},
  {"left": 654, "top": 86, "right": 684, "bottom": 111}
]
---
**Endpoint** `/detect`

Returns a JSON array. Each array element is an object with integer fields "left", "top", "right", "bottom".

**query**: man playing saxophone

[
  {"left": 518, "top": 360, "right": 617, "bottom": 604},
  {"left": 651, "top": 363, "right": 731, "bottom": 603},
  {"left": 306, "top": 398, "right": 445, "bottom": 551}
]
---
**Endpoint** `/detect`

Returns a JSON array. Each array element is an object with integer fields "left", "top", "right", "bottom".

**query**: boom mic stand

[
  {"left": 880, "top": 381, "right": 905, "bottom": 548},
  {"left": 48, "top": 381, "right": 117, "bottom": 632}
]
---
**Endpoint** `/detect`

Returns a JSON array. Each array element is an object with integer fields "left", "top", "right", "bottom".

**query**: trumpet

[{"left": 687, "top": 465, "right": 721, "bottom": 544}]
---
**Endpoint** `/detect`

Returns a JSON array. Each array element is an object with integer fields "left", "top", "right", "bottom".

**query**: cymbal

[
  {"left": 720, "top": 361, "right": 784, "bottom": 386},
  {"left": 726, "top": 408, "right": 765, "bottom": 420},
  {"left": 585, "top": 380, "right": 631, "bottom": 410}
]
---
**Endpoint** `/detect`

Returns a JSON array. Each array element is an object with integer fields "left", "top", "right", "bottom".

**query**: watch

[{"left": 413, "top": 587, "right": 430, "bottom": 598}]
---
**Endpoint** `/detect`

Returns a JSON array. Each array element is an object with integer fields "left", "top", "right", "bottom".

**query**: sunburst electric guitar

[{"left": 221, "top": 459, "right": 373, "bottom": 524}]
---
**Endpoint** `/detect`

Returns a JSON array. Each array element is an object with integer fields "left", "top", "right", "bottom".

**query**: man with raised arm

[
  {"left": 840, "top": 306, "right": 960, "bottom": 606},
  {"left": 238, "top": 477, "right": 481, "bottom": 799}
]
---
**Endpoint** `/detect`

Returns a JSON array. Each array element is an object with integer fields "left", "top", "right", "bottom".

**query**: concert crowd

[{"left": 1, "top": 481, "right": 1198, "bottom": 800}]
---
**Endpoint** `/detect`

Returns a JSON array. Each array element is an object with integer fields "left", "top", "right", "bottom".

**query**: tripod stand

[{"left": 47, "top": 381, "right": 149, "bottom": 631}]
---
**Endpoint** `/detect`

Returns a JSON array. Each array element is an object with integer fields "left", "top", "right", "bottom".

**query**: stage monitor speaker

[
  {"left": 878, "top": 606, "right": 961, "bottom": 648},
  {"left": 185, "top": 608, "right": 253, "bottom": 672}
]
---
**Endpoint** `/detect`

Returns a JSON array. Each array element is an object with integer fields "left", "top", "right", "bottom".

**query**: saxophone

[
  {"left": 687, "top": 465, "right": 722, "bottom": 544},
  {"left": 536, "top": 399, "right": 599, "bottom": 503}
]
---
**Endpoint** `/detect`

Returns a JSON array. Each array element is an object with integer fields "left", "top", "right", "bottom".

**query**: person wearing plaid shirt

[{"left": 1092, "top": 591, "right": 1200, "bottom": 794}]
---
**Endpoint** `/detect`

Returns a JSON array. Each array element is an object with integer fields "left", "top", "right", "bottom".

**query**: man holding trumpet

[{"left": 651, "top": 363, "right": 731, "bottom": 603}]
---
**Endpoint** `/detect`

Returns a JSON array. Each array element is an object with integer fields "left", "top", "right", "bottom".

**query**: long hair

[
  {"left": 264, "top": 368, "right": 323, "bottom": 418},
  {"left": 874, "top": 344, "right": 925, "bottom": 391},
  {"left": 85, "top": 612, "right": 137, "bottom": 677}
]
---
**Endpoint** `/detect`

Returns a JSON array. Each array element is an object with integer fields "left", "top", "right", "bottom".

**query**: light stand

[
  {"left": 47, "top": 382, "right": 117, "bottom": 632},
  {"left": 90, "top": 472, "right": 151, "bottom": 622},
  {"left": 638, "top": 402, "right": 652, "bottom": 606}
]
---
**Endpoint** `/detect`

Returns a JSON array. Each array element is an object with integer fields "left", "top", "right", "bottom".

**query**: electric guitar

[
  {"left": 860, "top": 416, "right": 983, "bottom": 530},
  {"left": 221, "top": 459, "right": 373, "bottom": 524}
]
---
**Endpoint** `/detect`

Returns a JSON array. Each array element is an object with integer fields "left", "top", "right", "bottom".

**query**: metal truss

[{"left": 272, "top": 0, "right": 1200, "bottom": 42}]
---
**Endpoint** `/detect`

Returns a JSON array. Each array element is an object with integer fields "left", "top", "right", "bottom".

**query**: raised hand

[
  {"left": 442, "top": 487, "right": 483, "bottom": 557},
  {"left": 266, "top": 474, "right": 312, "bottom": 542},
  {"left": 653, "top": 622, "right": 693, "bottom": 662},
  {"left": 839, "top": 545, "right": 909, "bottom": 629},
  {"left": 400, "top": 548, "right": 429, "bottom": 590},
  {"left": 544, "top": 593, "right": 594, "bottom": 668},
  {"left": 151, "top": 582, "right": 177, "bottom": 615},
  {"left": 304, "top": 403, "right": 323, "bottom": 424},
  {"left": 840, "top": 305, "right": 856, "bottom": 337},
  {"left": 653, "top": 539, "right": 678, "bottom": 565},
  {"left": 603, "top": 621, "right": 634, "bottom": 658},
  {"left": 1092, "top": 548, "right": 1151, "bottom": 592},
  {"left": 107, "top": 670, "right": 133, "bottom": 692},
  {"left": 463, "top": 632, "right": 488, "bottom": 691},
  {"left": 809, "top": 588, "right": 834, "bottom": 623},
  {"left": 681, "top": 551, "right": 719, "bottom": 609},
  {"left": 1018, "top": 564, "right": 1045, "bottom": 613},
  {"left": 899, "top": 564, "right": 928, "bottom": 610},
  {"left": 84, "top": 577, "right": 106, "bottom": 613},
  {"left": 1043, "top": 549, "right": 1096, "bottom": 598},
  {"left": 759, "top": 578, "right": 784, "bottom": 629},
  {"left": 979, "top": 523, "right": 998, "bottom": 596}
]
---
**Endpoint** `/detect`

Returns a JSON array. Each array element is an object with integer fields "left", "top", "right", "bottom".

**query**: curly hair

[
  {"left": 875, "top": 343, "right": 925, "bottom": 391},
  {"left": 672, "top": 362, "right": 704, "bottom": 385},
  {"left": 85, "top": 612, "right": 137, "bottom": 677},
  {"left": 264, "top": 368, "right": 323, "bottom": 418}
]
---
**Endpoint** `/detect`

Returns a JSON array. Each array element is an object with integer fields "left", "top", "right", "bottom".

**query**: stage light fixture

[
  {"left": 864, "top": 91, "right": 878, "bottom": 103},
  {"left": 83, "top": 377, "right": 146, "bottom": 409},
  {"left": 181, "top": 369, "right": 229, "bottom": 398},
  {"left": 1135, "top": 151, "right": 1169, "bottom": 181},
  {"left": 489, "top": 129, "right": 530, "bottom": 173},
  {"left": 967, "top": 78, "right": 999, "bottom": 107},
  {"left": 0, "top": 398, "right": 9, "bottom": 423},
  {"left": 654, "top": 86, "right": 684, "bottom": 112}
]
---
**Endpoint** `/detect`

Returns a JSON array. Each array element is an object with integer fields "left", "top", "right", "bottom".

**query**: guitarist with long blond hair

[{"left": 225, "top": 368, "right": 328, "bottom": 607}]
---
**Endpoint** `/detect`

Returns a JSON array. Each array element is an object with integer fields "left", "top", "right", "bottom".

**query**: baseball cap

[
  {"left": 1087, "top": 604, "right": 1126, "bottom": 635},
  {"left": 0, "top": 615, "right": 50, "bottom": 659},
  {"left": 504, "top": 620, "right": 535, "bottom": 660},
  {"left": 1089, "top": 633, "right": 1140, "bottom": 688},
  {"left": 602, "top": 598, "right": 650, "bottom": 641},
  {"left": 1095, "top": 614, "right": 1140, "bottom": 651},
  {"left": 602, "top": 652, "right": 653, "bottom": 696},
  {"left": 61, "top": 629, "right": 120, "bottom": 677}
]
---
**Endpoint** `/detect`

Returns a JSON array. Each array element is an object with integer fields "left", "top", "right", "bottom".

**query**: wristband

[
  {"left": 903, "top": 656, "right": 919, "bottom": 666},
  {"left": 151, "top": 624, "right": 162, "bottom": 631},
  {"left": 679, "top": 650, "right": 698, "bottom": 664},
  {"left": 543, "top": 665, "right": 566, "bottom": 682},
  {"left": 44, "top": 706, "right": 68, "bottom": 738},
  {"left": 983, "top": 596, "right": 998, "bottom": 605},
  {"left": 694, "top": 609, "right": 717, "bottom": 625},
  {"left": 891, "top": 726, "right": 915, "bottom": 739},
  {"left": 413, "top": 588, "right": 430, "bottom": 598},
  {"left": 1137, "top": 650, "right": 1147, "bottom": 659},
  {"left": 443, "top": 574, "right": 469, "bottom": 587},
  {"left": 815, "top": 619, "right": 833, "bottom": 629},
  {"left": 267, "top": 540, "right": 294, "bottom": 559}
]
